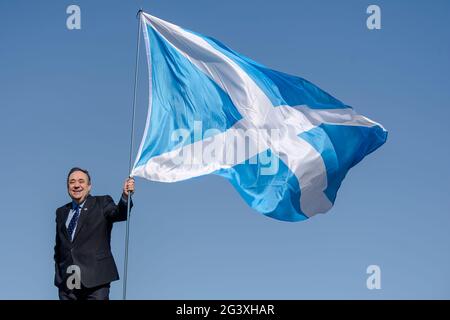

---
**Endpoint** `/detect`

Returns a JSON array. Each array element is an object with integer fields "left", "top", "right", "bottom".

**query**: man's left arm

[{"left": 103, "top": 178, "right": 135, "bottom": 222}]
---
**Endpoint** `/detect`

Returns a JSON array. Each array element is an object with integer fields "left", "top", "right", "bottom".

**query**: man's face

[{"left": 67, "top": 171, "right": 91, "bottom": 204}]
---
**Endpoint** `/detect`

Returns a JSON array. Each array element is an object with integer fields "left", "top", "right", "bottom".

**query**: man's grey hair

[{"left": 67, "top": 167, "right": 91, "bottom": 185}]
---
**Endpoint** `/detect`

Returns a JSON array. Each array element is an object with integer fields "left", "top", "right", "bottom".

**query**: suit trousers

[{"left": 58, "top": 283, "right": 110, "bottom": 300}]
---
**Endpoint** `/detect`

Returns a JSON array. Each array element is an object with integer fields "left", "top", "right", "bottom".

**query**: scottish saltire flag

[{"left": 131, "top": 12, "right": 387, "bottom": 222}]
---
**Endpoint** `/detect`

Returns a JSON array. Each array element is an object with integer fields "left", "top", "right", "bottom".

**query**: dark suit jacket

[{"left": 54, "top": 194, "right": 132, "bottom": 288}]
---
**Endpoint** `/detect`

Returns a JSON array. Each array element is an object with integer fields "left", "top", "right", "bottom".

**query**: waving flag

[{"left": 131, "top": 12, "right": 387, "bottom": 222}]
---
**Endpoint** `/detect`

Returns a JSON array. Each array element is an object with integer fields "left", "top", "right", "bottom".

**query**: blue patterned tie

[{"left": 67, "top": 204, "right": 80, "bottom": 240}]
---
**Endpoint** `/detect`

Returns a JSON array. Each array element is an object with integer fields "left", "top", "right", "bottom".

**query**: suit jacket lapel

[{"left": 72, "top": 195, "right": 95, "bottom": 243}]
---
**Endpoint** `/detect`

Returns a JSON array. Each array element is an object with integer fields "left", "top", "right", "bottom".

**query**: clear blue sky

[{"left": 1, "top": 0, "right": 449, "bottom": 299}]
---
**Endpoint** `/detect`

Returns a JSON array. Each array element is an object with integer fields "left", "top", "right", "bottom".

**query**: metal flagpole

[{"left": 123, "top": 8, "right": 143, "bottom": 300}]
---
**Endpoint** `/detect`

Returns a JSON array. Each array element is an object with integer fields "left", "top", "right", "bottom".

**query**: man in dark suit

[{"left": 54, "top": 167, "right": 135, "bottom": 300}]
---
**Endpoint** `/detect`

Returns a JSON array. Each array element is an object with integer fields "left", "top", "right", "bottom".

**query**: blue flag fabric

[{"left": 131, "top": 13, "right": 387, "bottom": 222}]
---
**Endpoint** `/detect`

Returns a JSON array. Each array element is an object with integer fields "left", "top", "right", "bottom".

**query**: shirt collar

[{"left": 72, "top": 199, "right": 87, "bottom": 211}]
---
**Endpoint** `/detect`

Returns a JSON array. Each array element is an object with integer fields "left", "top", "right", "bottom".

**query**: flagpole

[{"left": 123, "top": 8, "right": 143, "bottom": 300}]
